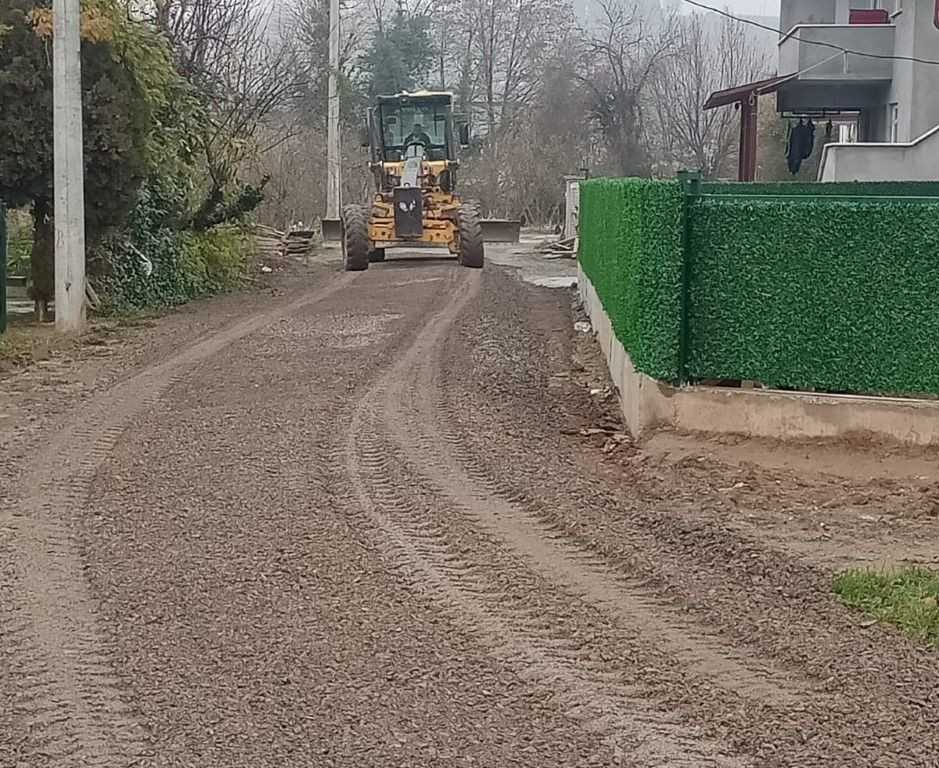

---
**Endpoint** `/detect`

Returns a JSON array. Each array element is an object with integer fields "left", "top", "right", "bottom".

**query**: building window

[{"left": 889, "top": 103, "right": 900, "bottom": 142}]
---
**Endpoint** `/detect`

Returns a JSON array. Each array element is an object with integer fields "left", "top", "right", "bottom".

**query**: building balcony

[{"left": 779, "top": 23, "right": 896, "bottom": 83}]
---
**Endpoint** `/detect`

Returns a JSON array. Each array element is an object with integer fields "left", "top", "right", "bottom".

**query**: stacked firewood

[
  {"left": 285, "top": 229, "right": 318, "bottom": 259},
  {"left": 255, "top": 225, "right": 287, "bottom": 260},
  {"left": 537, "top": 236, "right": 577, "bottom": 258}
]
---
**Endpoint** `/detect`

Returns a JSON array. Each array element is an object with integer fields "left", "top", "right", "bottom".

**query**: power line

[{"left": 682, "top": 0, "right": 939, "bottom": 67}]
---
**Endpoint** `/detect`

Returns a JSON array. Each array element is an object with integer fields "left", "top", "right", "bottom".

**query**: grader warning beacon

[{"left": 341, "top": 90, "right": 513, "bottom": 272}]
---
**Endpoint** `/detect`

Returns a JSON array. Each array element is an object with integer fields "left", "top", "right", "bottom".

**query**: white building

[{"left": 775, "top": 0, "right": 939, "bottom": 180}]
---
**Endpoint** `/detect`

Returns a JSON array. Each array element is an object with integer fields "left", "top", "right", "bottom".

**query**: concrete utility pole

[
  {"left": 53, "top": 0, "right": 86, "bottom": 333},
  {"left": 326, "top": 0, "right": 341, "bottom": 221}
]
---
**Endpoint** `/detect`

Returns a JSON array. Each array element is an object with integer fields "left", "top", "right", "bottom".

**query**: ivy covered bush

[
  {"left": 0, "top": 0, "right": 262, "bottom": 320},
  {"left": 92, "top": 178, "right": 256, "bottom": 315},
  {"left": 4, "top": 208, "right": 33, "bottom": 277}
]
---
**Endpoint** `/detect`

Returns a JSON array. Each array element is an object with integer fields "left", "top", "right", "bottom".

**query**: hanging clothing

[
  {"left": 802, "top": 119, "right": 816, "bottom": 159},
  {"left": 786, "top": 121, "right": 802, "bottom": 174},
  {"left": 786, "top": 119, "right": 817, "bottom": 174}
]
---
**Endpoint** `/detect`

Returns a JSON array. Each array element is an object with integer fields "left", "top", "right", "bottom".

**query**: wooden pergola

[{"left": 703, "top": 73, "right": 797, "bottom": 182}]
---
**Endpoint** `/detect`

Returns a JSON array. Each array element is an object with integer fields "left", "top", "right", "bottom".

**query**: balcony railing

[{"left": 779, "top": 23, "right": 895, "bottom": 82}]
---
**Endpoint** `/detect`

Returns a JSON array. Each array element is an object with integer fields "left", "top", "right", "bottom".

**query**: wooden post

[{"left": 737, "top": 94, "right": 759, "bottom": 183}]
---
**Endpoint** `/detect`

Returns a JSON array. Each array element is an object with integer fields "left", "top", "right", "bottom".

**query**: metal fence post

[
  {"left": 676, "top": 170, "right": 701, "bottom": 384},
  {"left": 1, "top": 202, "right": 7, "bottom": 335}
]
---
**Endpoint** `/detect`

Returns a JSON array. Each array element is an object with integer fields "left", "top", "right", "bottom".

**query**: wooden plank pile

[
  {"left": 537, "top": 236, "right": 577, "bottom": 259},
  {"left": 285, "top": 230, "right": 317, "bottom": 259},
  {"left": 255, "top": 225, "right": 286, "bottom": 260},
  {"left": 253, "top": 226, "right": 321, "bottom": 262}
]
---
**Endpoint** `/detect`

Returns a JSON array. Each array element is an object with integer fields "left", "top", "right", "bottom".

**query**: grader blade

[
  {"left": 481, "top": 219, "right": 521, "bottom": 243},
  {"left": 321, "top": 218, "right": 342, "bottom": 242}
]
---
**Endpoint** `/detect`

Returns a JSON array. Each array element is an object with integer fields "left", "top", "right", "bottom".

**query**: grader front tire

[
  {"left": 457, "top": 204, "right": 484, "bottom": 269},
  {"left": 342, "top": 205, "right": 370, "bottom": 272}
]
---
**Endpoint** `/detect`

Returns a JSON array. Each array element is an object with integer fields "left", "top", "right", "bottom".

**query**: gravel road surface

[{"left": 1, "top": 249, "right": 937, "bottom": 767}]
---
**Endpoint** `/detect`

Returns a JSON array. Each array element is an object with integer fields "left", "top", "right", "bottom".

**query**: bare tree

[
  {"left": 438, "top": 0, "right": 570, "bottom": 140},
  {"left": 650, "top": 13, "right": 769, "bottom": 178},
  {"left": 460, "top": 36, "right": 595, "bottom": 223},
  {"left": 289, "top": 0, "right": 365, "bottom": 119},
  {"left": 578, "top": 0, "right": 677, "bottom": 176},
  {"left": 140, "top": 1, "right": 304, "bottom": 220}
]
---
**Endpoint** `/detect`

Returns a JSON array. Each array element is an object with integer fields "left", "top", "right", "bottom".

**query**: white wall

[
  {"left": 909, "top": 0, "right": 939, "bottom": 138},
  {"left": 781, "top": 0, "right": 836, "bottom": 31},
  {"left": 819, "top": 124, "right": 939, "bottom": 180}
]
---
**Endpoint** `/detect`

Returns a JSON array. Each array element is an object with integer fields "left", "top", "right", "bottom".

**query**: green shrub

[
  {"left": 181, "top": 225, "right": 255, "bottom": 290},
  {"left": 578, "top": 178, "right": 684, "bottom": 381},
  {"left": 5, "top": 208, "right": 32, "bottom": 277},
  {"left": 93, "top": 178, "right": 256, "bottom": 315}
]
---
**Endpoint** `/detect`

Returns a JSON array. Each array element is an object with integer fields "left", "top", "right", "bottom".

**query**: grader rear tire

[
  {"left": 369, "top": 247, "right": 386, "bottom": 263},
  {"left": 342, "top": 205, "right": 370, "bottom": 272},
  {"left": 457, "top": 204, "right": 484, "bottom": 269}
]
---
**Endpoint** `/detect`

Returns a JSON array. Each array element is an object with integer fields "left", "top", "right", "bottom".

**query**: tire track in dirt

[
  {"left": 386, "top": 270, "right": 806, "bottom": 706},
  {"left": 439, "top": 272, "right": 939, "bottom": 765},
  {"left": 0, "top": 273, "right": 353, "bottom": 767},
  {"left": 343, "top": 270, "right": 749, "bottom": 766}
]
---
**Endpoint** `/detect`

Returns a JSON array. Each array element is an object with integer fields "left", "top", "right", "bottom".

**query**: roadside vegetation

[
  {"left": 834, "top": 567, "right": 939, "bottom": 649},
  {"left": 0, "top": 0, "right": 274, "bottom": 320},
  {"left": 2, "top": 0, "right": 810, "bottom": 323}
]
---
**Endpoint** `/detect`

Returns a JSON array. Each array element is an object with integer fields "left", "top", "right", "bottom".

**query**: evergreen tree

[
  {"left": 364, "top": 9, "right": 435, "bottom": 96},
  {"left": 0, "top": 0, "right": 151, "bottom": 309}
]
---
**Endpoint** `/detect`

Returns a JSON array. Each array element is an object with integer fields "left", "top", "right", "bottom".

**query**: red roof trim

[{"left": 703, "top": 73, "right": 798, "bottom": 111}]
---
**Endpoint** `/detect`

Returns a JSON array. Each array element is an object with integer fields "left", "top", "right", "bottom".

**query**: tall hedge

[
  {"left": 687, "top": 197, "right": 939, "bottom": 395},
  {"left": 578, "top": 178, "right": 683, "bottom": 380}
]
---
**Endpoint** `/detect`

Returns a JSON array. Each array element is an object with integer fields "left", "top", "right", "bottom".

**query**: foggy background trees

[
  {"left": 256, "top": 0, "right": 777, "bottom": 228},
  {"left": 1, "top": 0, "right": 782, "bottom": 281}
]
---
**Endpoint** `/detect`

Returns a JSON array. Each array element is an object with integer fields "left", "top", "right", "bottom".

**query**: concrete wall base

[{"left": 578, "top": 265, "right": 939, "bottom": 446}]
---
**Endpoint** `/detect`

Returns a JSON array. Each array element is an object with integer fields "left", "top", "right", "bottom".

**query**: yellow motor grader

[{"left": 340, "top": 90, "right": 518, "bottom": 271}]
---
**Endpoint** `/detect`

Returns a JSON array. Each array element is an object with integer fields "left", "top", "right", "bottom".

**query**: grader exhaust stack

[{"left": 327, "top": 90, "right": 519, "bottom": 269}]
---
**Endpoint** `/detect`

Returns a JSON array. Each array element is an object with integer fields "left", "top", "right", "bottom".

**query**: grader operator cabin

[{"left": 340, "top": 90, "right": 517, "bottom": 272}]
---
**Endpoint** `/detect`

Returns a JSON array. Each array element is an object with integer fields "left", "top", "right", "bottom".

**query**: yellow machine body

[
  {"left": 367, "top": 160, "right": 461, "bottom": 253},
  {"left": 341, "top": 90, "right": 486, "bottom": 271}
]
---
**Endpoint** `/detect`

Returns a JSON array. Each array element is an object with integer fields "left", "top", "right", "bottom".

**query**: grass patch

[{"left": 834, "top": 566, "right": 939, "bottom": 648}]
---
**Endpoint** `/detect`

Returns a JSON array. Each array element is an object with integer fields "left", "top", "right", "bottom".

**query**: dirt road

[{"left": 2, "top": 249, "right": 938, "bottom": 767}]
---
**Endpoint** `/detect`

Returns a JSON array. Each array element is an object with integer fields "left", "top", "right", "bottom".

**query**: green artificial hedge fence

[
  {"left": 578, "top": 177, "right": 939, "bottom": 396},
  {"left": 687, "top": 197, "right": 939, "bottom": 395},
  {"left": 701, "top": 181, "right": 939, "bottom": 198},
  {"left": 578, "top": 178, "right": 683, "bottom": 380}
]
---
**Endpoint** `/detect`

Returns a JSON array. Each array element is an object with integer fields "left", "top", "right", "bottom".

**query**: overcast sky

[{"left": 707, "top": 0, "right": 777, "bottom": 15}]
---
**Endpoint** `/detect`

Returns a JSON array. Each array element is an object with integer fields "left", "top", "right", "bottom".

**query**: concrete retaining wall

[{"left": 578, "top": 265, "right": 939, "bottom": 446}]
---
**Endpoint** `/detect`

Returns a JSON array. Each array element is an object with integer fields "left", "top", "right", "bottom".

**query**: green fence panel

[
  {"left": 578, "top": 178, "right": 684, "bottom": 381},
  {"left": 686, "top": 196, "right": 939, "bottom": 396},
  {"left": 701, "top": 180, "right": 939, "bottom": 198}
]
